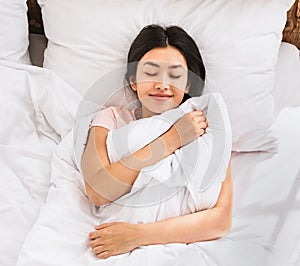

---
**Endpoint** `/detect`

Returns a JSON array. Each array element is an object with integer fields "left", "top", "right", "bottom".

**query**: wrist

[
  {"left": 161, "top": 126, "right": 181, "bottom": 154},
  {"left": 136, "top": 222, "right": 158, "bottom": 246},
  {"left": 139, "top": 222, "right": 167, "bottom": 246}
]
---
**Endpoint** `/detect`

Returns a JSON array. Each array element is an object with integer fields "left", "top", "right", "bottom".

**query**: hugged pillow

[
  {"left": 273, "top": 42, "right": 300, "bottom": 114},
  {"left": 0, "top": 0, "right": 31, "bottom": 64},
  {"left": 38, "top": 0, "right": 294, "bottom": 152}
]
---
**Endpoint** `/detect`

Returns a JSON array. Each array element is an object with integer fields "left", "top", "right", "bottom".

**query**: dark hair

[{"left": 125, "top": 24, "right": 205, "bottom": 100}]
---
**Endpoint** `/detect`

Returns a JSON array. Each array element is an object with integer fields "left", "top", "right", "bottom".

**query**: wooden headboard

[
  {"left": 27, "top": 0, "right": 44, "bottom": 35},
  {"left": 283, "top": 0, "right": 300, "bottom": 49},
  {"left": 26, "top": 0, "right": 300, "bottom": 50}
]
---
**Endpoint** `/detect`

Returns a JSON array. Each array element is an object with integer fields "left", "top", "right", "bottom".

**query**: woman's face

[{"left": 130, "top": 46, "right": 189, "bottom": 118}]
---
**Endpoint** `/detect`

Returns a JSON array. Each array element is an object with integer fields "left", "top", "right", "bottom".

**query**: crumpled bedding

[
  {"left": 16, "top": 92, "right": 264, "bottom": 266},
  {"left": 0, "top": 60, "right": 81, "bottom": 266},
  {"left": 1, "top": 59, "right": 299, "bottom": 266}
]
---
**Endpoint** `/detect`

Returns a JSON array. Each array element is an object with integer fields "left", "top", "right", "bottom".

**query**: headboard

[
  {"left": 27, "top": 0, "right": 44, "bottom": 35},
  {"left": 283, "top": 0, "right": 300, "bottom": 49},
  {"left": 26, "top": 0, "right": 300, "bottom": 49}
]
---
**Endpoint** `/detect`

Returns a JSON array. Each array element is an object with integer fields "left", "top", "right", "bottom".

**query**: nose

[{"left": 154, "top": 82, "right": 170, "bottom": 91}]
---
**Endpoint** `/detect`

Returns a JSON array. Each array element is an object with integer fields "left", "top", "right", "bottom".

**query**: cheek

[
  {"left": 173, "top": 90, "right": 185, "bottom": 104},
  {"left": 135, "top": 82, "right": 152, "bottom": 98}
]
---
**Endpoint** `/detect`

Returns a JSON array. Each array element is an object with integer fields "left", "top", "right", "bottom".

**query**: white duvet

[
  {"left": 14, "top": 81, "right": 263, "bottom": 265},
  {"left": 16, "top": 90, "right": 235, "bottom": 265},
  {"left": 1, "top": 59, "right": 299, "bottom": 266},
  {"left": 0, "top": 60, "right": 81, "bottom": 266}
]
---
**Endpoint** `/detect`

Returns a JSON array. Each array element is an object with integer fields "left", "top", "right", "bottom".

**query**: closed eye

[
  {"left": 170, "top": 75, "right": 182, "bottom": 79},
  {"left": 145, "top": 72, "right": 157, "bottom": 77}
]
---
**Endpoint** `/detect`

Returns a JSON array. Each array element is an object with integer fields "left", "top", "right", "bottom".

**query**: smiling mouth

[{"left": 149, "top": 94, "right": 173, "bottom": 101}]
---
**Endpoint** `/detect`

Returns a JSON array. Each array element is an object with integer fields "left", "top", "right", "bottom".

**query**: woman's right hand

[{"left": 172, "top": 110, "right": 208, "bottom": 148}]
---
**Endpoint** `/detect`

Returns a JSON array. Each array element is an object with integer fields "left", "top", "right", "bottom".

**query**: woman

[{"left": 81, "top": 24, "right": 233, "bottom": 259}]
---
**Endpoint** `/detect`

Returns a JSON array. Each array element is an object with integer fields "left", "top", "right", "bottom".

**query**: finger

[
  {"left": 89, "top": 237, "right": 104, "bottom": 248},
  {"left": 89, "top": 231, "right": 101, "bottom": 240},
  {"left": 199, "top": 128, "right": 206, "bottom": 136},
  {"left": 190, "top": 110, "right": 203, "bottom": 116},
  {"left": 194, "top": 110, "right": 203, "bottom": 114},
  {"left": 94, "top": 224, "right": 110, "bottom": 231},
  {"left": 94, "top": 223, "right": 112, "bottom": 230},
  {"left": 199, "top": 115, "right": 207, "bottom": 122},
  {"left": 93, "top": 245, "right": 107, "bottom": 255},
  {"left": 96, "top": 250, "right": 111, "bottom": 260},
  {"left": 190, "top": 113, "right": 206, "bottom": 120},
  {"left": 198, "top": 121, "right": 208, "bottom": 129},
  {"left": 192, "top": 116, "right": 207, "bottom": 123}
]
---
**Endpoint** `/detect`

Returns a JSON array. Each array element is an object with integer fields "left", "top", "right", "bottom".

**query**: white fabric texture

[
  {"left": 14, "top": 92, "right": 260, "bottom": 266},
  {"left": 104, "top": 94, "right": 232, "bottom": 209},
  {"left": 0, "top": 45, "right": 299, "bottom": 265},
  {"left": 16, "top": 106, "right": 300, "bottom": 266},
  {"left": 0, "top": 0, "right": 31, "bottom": 64},
  {"left": 0, "top": 60, "right": 81, "bottom": 266},
  {"left": 273, "top": 42, "right": 300, "bottom": 114},
  {"left": 37, "top": 0, "right": 295, "bottom": 152}
]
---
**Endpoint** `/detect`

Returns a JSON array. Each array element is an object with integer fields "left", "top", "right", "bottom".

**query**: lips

[{"left": 149, "top": 93, "right": 173, "bottom": 101}]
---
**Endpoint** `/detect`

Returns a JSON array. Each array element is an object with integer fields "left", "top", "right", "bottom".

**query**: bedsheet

[
  {"left": 231, "top": 106, "right": 300, "bottom": 266},
  {"left": 0, "top": 60, "right": 81, "bottom": 266},
  {"left": 0, "top": 59, "right": 299, "bottom": 265},
  {"left": 15, "top": 105, "right": 300, "bottom": 266}
]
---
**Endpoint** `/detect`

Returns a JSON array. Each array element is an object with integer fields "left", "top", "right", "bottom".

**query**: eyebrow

[
  {"left": 168, "top": 64, "right": 184, "bottom": 69},
  {"left": 143, "top": 61, "right": 160, "bottom": 68},
  {"left": 143, "top": 61, "right": 184, "bottom": 69}
]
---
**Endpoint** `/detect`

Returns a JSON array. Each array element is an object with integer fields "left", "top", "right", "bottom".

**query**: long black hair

[{"left": 125, "top": 24, "right": 205, "bottom": 101}]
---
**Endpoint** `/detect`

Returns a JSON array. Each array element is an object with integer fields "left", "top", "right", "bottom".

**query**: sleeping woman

[{"left": 81, "top": 24, "right": 233, "bottom": 260}]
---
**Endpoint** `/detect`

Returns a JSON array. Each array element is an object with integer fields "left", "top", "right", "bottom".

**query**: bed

[{"left": 0, "top": 0, "right": 299, "bottom": 265}]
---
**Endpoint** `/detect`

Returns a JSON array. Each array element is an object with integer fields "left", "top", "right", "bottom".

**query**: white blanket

[
  {"left": 1, "top": 46, "right": 299, "bottom": 266},
  {"left": 16, "top": 93, "right": 243, "bottom": 266},
  {"left": 0, "top": 60, "right": 81, "bottom": 266},
  {"left": 2, "top": 58, "right": 299, "bottom": 266},
  {"left": 93, "top": 94, "right": 232, "bottom": 213}
]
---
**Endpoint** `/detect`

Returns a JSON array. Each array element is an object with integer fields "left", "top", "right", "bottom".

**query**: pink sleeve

[{"left": 89, "top": 107, "right": 120, "bottom": 131}]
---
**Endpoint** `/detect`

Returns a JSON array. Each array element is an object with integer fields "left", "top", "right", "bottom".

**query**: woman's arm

[
  {"left": 89, "top": 160, "right": 233, "bottom": 259},
  {"left": 82, "top": 111, "right": 206, "bottom": 206},
  {"left": 82, "top": 125, "right": 179, "bottom": 206},
  {"left": 139, "top": 160, "right": 233, "bottom": 244}
]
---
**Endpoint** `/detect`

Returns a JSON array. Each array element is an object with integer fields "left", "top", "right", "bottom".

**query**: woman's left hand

[{"left": 89, "top": 222, "right": 142, "bottom": 259}]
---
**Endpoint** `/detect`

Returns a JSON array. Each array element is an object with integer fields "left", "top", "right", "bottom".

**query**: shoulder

[
  {"left": 90, "top": 106, "right": 136, "bottom": 130},
  {"left": 95, "top": 106, "right": 135, "bottom": 121}
]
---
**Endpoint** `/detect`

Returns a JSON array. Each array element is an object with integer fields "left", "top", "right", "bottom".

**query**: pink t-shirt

[{"left": 89, "top": 106, "right": 138, "bottom": 131}]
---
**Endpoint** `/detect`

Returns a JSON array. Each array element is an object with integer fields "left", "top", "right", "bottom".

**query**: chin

[{"left": 151, "top": 105, "right": 177, "bottom": 115}]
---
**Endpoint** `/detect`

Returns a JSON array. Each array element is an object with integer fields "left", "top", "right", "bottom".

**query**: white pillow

[
  {"left": 273, "top": 42, "right": 300, "bottom": 114},
  {"left": 0, "top": 0, "right": 31, "bottom": 64},
  {"left": 38, "top": 0, "right": 295, "bottom": 152}
]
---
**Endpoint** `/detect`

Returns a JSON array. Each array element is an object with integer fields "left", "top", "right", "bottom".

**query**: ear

[
  {"left": 129, "top": 76, "right": 137, "bottom": 91},
  {"left": 184, "top": 81, "right": 190, "bottom": 94}
]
